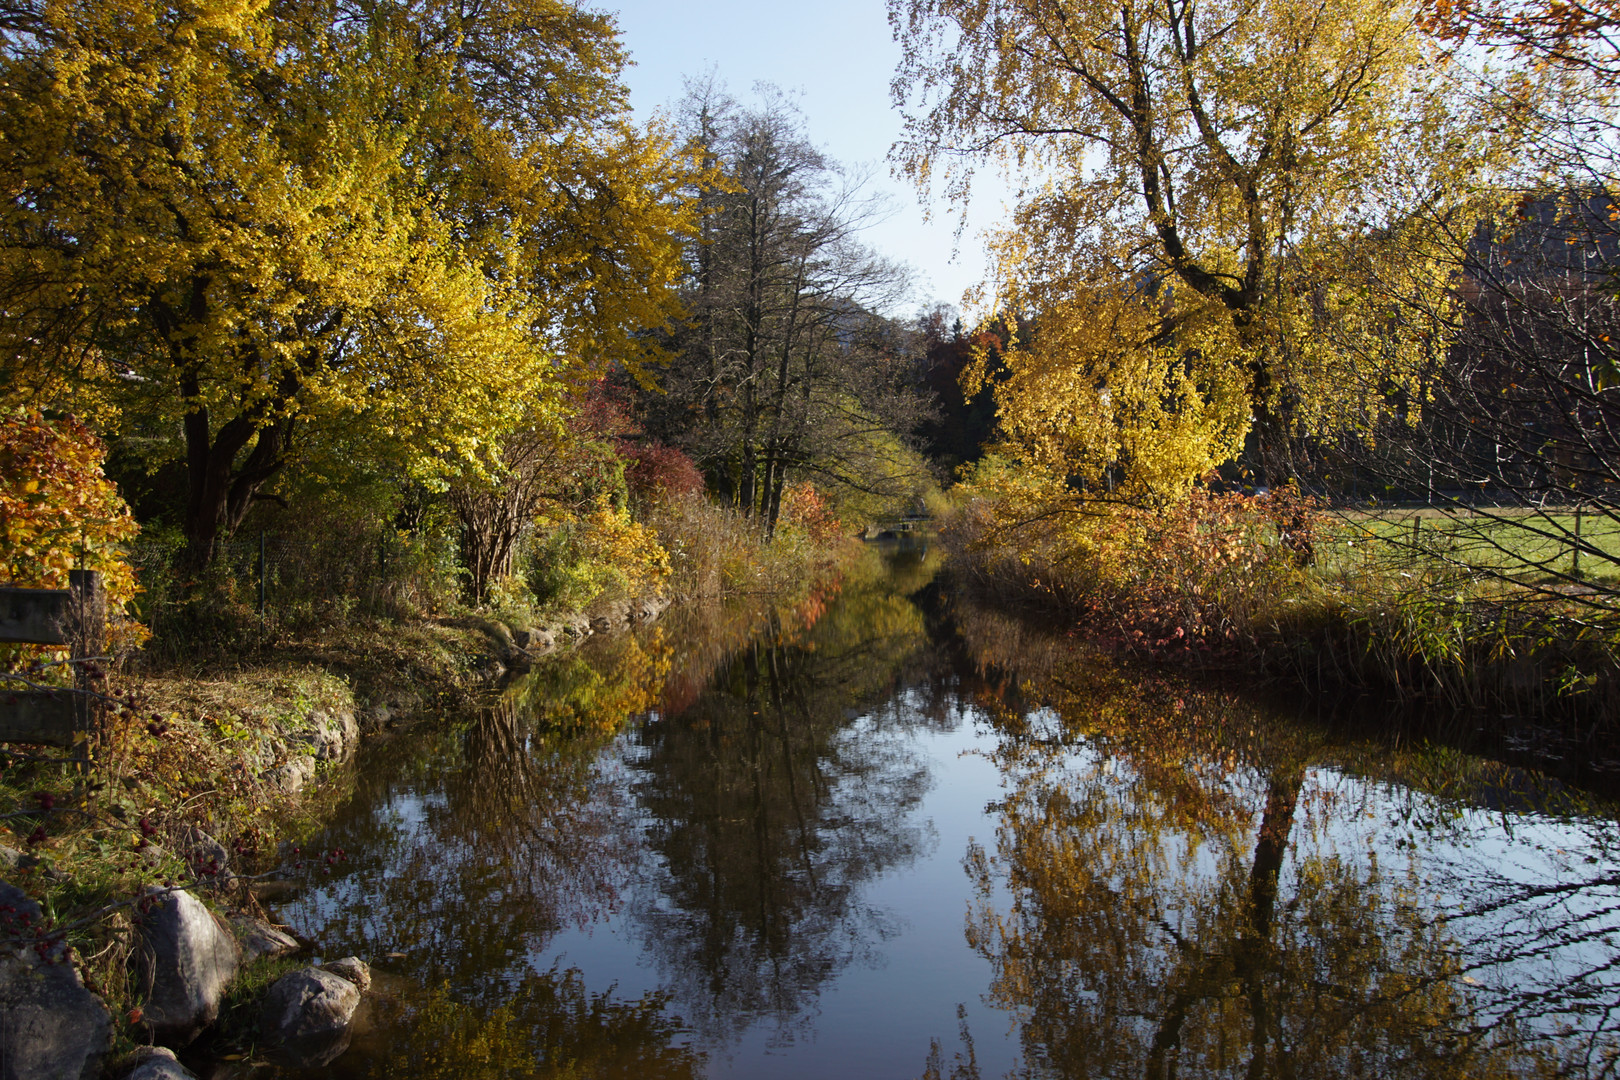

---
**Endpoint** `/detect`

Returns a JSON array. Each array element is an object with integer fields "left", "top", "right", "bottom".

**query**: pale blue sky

[{"left": 606, "top": 0, "right": 1005, "bottom": 317}]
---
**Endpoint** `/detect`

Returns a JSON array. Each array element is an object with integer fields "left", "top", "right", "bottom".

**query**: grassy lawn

[{"left": 1320, "top": 506, "right": 1620, "bottom": 589}]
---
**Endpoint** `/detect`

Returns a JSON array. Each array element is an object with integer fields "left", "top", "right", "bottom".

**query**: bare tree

[{"left": 642, "top": 84, "right": 930, "bottom": 535}]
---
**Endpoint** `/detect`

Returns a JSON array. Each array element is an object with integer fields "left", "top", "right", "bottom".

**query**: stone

[
  {"left": 0, "top": 879, "right": 41, "bottom": 938},
  {"left": 464, "top": 617, "right": 518, "bottom": 659},
  {"left": 260, "top": 966, "right": 360, "bottom": 1068},
  {"left": 121, "top": 1046, "right": 198, "bottom": 1080},
  {"left": 302, "top": 708, "right": 359, "bottom": 763},
  {"left": 0, "top": 849, "right": 54, "bottom": 879},
  {"left": 591, "top": 598, "right": 632, "bottom": 627},
  {"left": 267, "top": 754, "right": 316, "bottom": 795},
  {"left": 228, "top": 915, "right": 300, "bottom": 962},
  {"left": 318, "top": 956, "right": 370, "bottom": 993},
  {"left": 358, "top": 704, "right": 392, "bottom": 734},
  {"left": 247, "top": 879, "right": 302, "bottom": 904},
  {"left": 132, "top": 887, "right": 241, "bottom": 1047},
  {"left": 0, "top": 946, "right": 113, "bottom": 1080}
]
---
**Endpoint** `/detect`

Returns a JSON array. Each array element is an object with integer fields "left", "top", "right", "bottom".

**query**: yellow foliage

[
  {"left": 0, "top": 411, "right": 138, "bottom": 600},
  {"left": 0, "top": 409, "right": 147, "bottom": 649},
  {"left": 0, "top": 1, "right": 702, "bottom": 504},
  {"left": 526, "top": 499, "right": 671, "bottom": 616},
  {"left": 896, "top": 0, "right": 1513, "bottom": 490},
  {"left": 969, "top": 284, "right": 1251, "bottom": 505},
  {"left": 577, "top": 503, "right": 672, "bottom": 600}
]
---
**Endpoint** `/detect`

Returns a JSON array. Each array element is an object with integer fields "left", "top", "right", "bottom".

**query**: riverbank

[
  {"left": 0, "top": 513, "right": 865, "bottom": 1076},
  {"left": 0, "top": 612, "right": 505, "bottom": 1075},
  {"left": 936, "top": 489, "right": 1620, "bottom": 766}
]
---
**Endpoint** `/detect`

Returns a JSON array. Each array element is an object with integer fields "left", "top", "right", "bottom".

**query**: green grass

[{"left": 1320, "top": 507, "right": 1620, "bottom": 588}]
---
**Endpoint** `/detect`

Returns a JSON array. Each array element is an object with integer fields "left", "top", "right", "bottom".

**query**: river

[{"left": 259, "top": 547, "right": 1620, "bottom": 1078}]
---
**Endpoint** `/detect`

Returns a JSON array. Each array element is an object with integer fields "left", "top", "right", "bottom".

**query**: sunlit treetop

[
  {"left": 891, "top": 0, "right": 1518, "bottom": 492},
  {"left": 0, "top": 0, "right": 702, "bottom": 563}
]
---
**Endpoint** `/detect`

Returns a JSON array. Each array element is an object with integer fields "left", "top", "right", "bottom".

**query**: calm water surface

[{"left": 261, "top": 550, "right": 1620, "bottom": 1078}]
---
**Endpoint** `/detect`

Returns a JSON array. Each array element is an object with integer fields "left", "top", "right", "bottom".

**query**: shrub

[
  {"left": 0, "top": 409, "right": 146, "bottom": 654},
  {"left": 647, "top": 493, "right": 848, "bottom": 603},
  {"left": 619, "top": 441, "right": 704, "bottom": 510},
  {"left": 524, "top": 501, "right": 670, "bottom": 616},
  {"left": 779, "top": 482, "right": 844, "bottom": 544},
  {"left": 946, "top": 478, "right": 1322, "bottom": 656}
]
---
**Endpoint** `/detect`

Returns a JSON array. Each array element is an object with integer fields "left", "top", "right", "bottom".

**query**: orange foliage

[
  {"left": 0, "top": 410, "right": 145, "bottom": 645},
  {"left": 964, "top": 484, "right": 1321, "bottom": 658},
  {"left": 779, "top": 482, "right": 843, "bottom": 544}
]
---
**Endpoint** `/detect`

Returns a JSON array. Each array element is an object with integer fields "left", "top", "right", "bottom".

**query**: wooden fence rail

[{"left": 0, "top": 570, "right": 104, "bottom": 747}]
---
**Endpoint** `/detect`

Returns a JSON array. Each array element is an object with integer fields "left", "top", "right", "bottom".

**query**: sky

[{"left": 606, "top": 0, "right": 1010, "bottom": 319}]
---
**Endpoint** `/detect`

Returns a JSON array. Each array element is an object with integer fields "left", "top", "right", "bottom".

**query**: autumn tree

[
  {"left": 913, "top": 305, "right": 1012, "bottom": 472},
  {"left": 0, "top": 0, "right": 696, "bottom": 569},
  {"left": 642, "top": 85, "right": 931, "bottom": 535},
  {"left": 891, "top": 0, "right": 1506, "bottom": 496},
  {"left": 1316, "top": 0, "right": 1620, "bottom": 607},
  {"left": 1424, "top": 0, "right": 1620, "bottom": 79}
]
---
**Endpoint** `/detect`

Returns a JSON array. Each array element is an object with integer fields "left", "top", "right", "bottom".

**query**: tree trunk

[
  {"left": 764, "top": 460, "right": 786, "bottom": 540},
  {"left": 1237, "top": 765, "right": 1304, "bottom": 1080},
  {"left": 180, "top": 406, "right": 292, "bottom": 572}
]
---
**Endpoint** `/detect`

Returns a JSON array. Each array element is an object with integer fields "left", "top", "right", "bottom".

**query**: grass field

[{"left": 1320, "top": 506, "right": 1620, "bottom": 589}]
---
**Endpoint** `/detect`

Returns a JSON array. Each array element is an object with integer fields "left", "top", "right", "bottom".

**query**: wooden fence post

[
  {"left": 1573, "top": 505, "right": 1584, "bottom": 578},
  {"left": 69, "top": 569, "right": 105, "bottom": 746}
]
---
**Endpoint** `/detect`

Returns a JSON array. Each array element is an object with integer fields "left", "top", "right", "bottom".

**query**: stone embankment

[
  {"left": 1, "top": 680, "right": 367, "bottom": 1077},
  {"left": 456, "top": 592, "right": 671, "bottom": 679},
  {"left": 2, "top": 852, "right": 368, "bottom": 1079}
]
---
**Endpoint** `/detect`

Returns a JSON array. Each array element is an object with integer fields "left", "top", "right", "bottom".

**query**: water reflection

[
  {"left": 937, "top": 605, "right": 1620, "bottom": 1079},
  {"left": 266, "top": 554, "right": 1620, "bottom": 1079},
  {"left": 280, "top": 701, "right": 638, "bottom": 994},
  {"left": 347, "top": 969, "right": 706, "bottom": 1079},
  {"left": 625, "top": 562, "right": 938, "bottom": 1042}
]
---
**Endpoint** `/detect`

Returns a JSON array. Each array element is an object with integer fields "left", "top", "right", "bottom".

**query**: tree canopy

[
  {"left": 892, "top": 0, "right": 1507, "bottom": 498},
  {"left": 0, "top": 0, "right": 698, "bottom": 566},
  {"left": 628, "top": 85, "right": 933, "bottom": 536}
]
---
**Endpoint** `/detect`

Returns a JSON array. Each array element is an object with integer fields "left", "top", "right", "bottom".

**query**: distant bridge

[{"left": 861, "top": 515, "right": 933, "bottom": 541}]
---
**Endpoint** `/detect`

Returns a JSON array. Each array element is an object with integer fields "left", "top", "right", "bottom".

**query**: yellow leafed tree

[
  {"left": 0, "top": 0, "right": 698, "bottom": 568},
  {"left": 894, "top": 0, "right": 1510, "bottom": 496}
]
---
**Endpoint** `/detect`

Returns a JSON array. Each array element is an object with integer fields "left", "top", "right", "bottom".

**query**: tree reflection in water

[
  {"left": 284, "top": 549, "right": 948, "bottom": 1073},
  {"left": 625, "top": 550, "right": 945, "bottom": 1043},
  {"left": 346, "top": 967, "right": 706, "bottom": 1079},
  {"left": 281, "top": 553, "right": 1620, "bottom": 1078},
  {"left": 930, "top": 603, "right": 1620, "bottom": 1080}
]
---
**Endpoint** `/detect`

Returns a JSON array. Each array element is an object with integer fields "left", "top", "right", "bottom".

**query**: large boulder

[
  {"left": 300, "top": 708, "right": 359, "bottom": 763},
  {"left": 266, "top": 754, "right": 316, "bottom": 796},
  {"left": 318, "top": 956, "right": 370, "bottom": 993},
  {"left": 260, "top": 966, "right": 361, "bottom": 1068},
  {"left": 0, "top": 885, "right": 113, "bottom": 1080},
  {"left": 132, "top": 888, "right": 241, "bottom": 1046}
]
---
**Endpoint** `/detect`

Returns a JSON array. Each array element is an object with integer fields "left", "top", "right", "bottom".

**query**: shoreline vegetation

[
  {"left": 1, "top": 406, "right": 872, "bottom": 1070},
  {"left": 937, "top": 481, "right": 1620, "bottom": 772}
]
